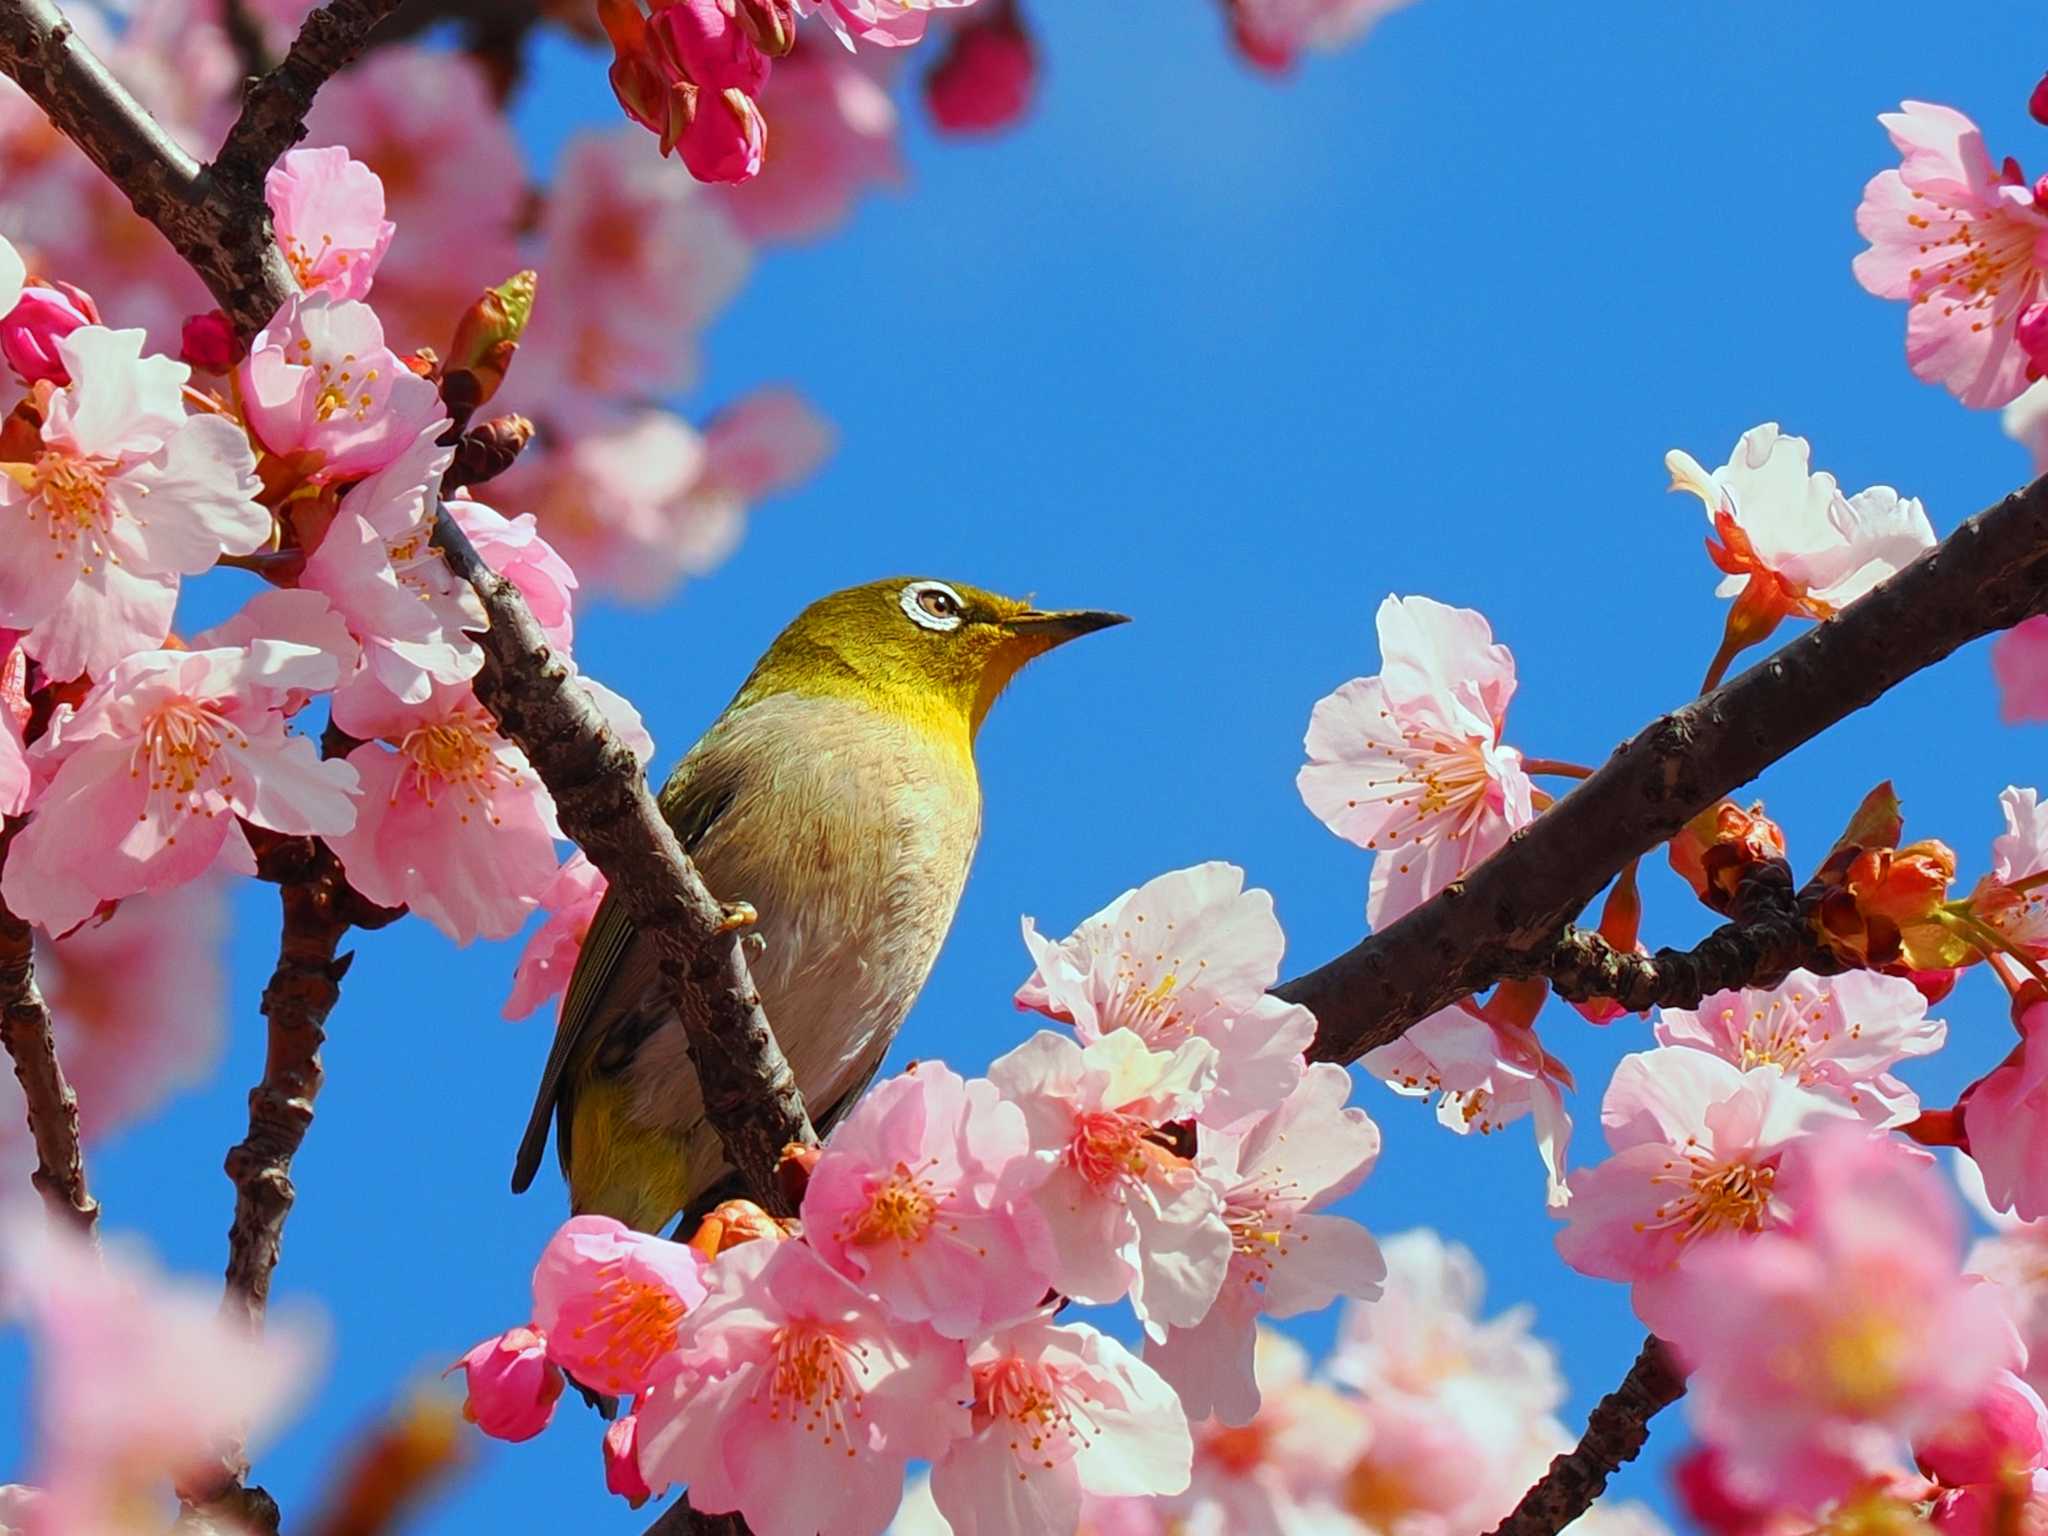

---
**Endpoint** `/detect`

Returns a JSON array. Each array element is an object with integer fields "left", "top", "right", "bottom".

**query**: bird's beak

[{"left": 999, "top": 608, "right": 1131, "bottom": 645}]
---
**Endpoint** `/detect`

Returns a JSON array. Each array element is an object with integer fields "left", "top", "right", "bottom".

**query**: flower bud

[
  {"left": 1917, "top": 1373, "right": 2048, "bottom": 1487},
  {"left": 0, "top": 281, "right": 96, "bottom": 385},
  {"left": 1669, "top": 799, "right": 1787, "bottom": 914},
  {"left": 448, "top": 1326, "right": 563, "bottom": 1443},
  {"left": 732, "top": 0, "right": 796, "bottom": 57},
  {"left": 604, "top": 1416, "right": 653, "bottom": 1508},
  {"left": 686, "top": 1197, "right": 783, "bottom": 1259},
  {"left": 2021, "top": 300, "right": 2048, "bottom": 379},
  {"left": 678, "top": 86, "right": 768, "bottom": 184},
  {"left": 2032, "top": 72, "right": 2048, "bottom": 128},
  {"left": 446, "top": 271, "right": 537, "bottom": 410},
  {"left": 450, "top": 414, "right": 536, "bottom": 490},
  {"left": 925, "top": 1, "right": 1037, "bottom": 136},
  {"left": 179, "top": 310, "right": 241, "bottom": 373},
  {"left": 1814, "top": 839, "right": 1965, "bottom": 972},
  {"left": 1572, "top": 862, "right": 1644, "bottom": 1024},
  {"left": 775, "top": 1140, "right": 821, "bottom": 1209}
]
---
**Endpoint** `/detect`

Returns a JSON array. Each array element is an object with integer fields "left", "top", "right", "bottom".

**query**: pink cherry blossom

[
  {"left": 2005, "top": 381, "right": 2048, "bottom": 471},
  {"left": 715, "top": 43, "right": 901, "bottom": 243},
  {"left": 1914, "top": 1371, "right": 2048, "bottom": 1488},
  {"left": 1554, "top": 1047, "right": 1861, "bottom": 1330},
  {"left": 1654, "top": 969, "right": 1947, "bottom": 1127},
  {"left": 301, "top": 47, "right": 525, "bottom": 350},
  {"left": 1966, "top": 1217, "right": 2048, "bottom": 1404},
  {"left": 239, "top": 294, "right": 442, "bottom": 482},
  {"left": 1227, "top": 0, "right": 1418, "bottom": 70},
  {"left": 1338, "top": 1383, "right": 1570, "bottom": 1536},
  {"left": 1299, "top": 594, "right": 1535, "bottom": 927},
  {"left": 451, "top": 1326, "right": 564, "bottom": 1443},
  {"left": 300, "top": 424, "right": 485, "bottom": 709},
  {"left": 1364, "top": 980, "right": 1575, "bottom": 1207},
  {"left": 1329, "top": 1228, "right": 1566, "bottom": 1415},
  {"left": 1, "top": 639, "right": 360, "bottom": 935},
  {"left": 265, "top": 146, "right": 394, "bottom": 301},
  {"left": 0, "top": 325, "right": 268, "bottom": 681},
  {"left": 929, "top": 1316, "right": 1192, "bottom": 1536},
  {"left": 1658, "top": 1128, "right": 2019, "bottom": 1510},
  {"left": 1935, "top": 1472, "right": 2048, "bottom": 1536},
  {"left": 191, "top": 586, "right": 361, "bottom": 714},
  {"left": 605, "top": 1415, "right": 652, "bottom": 1507},
  {"left": 1148, "top": 1064, "right": 1383, "bottom": 1425},
  {"left": 797, "top": 0, "right": 979, "bottom": 49},
  {"left": 1015, "top": 861, "right": 1314, "bottom": 1131},
  {"left": 530, "top": 1215, "right": 710, "bottom": 1398},
  {"left": 1972, "top": 786, "right": 2048, "bottom": 959},
  {"left": 448, "top": 493, "right": 577, "bottom": 650},
  {"left": 1958, "top": 997, "right": 2048, "bottom": 1222},
  {"left": 986, "top": 1028, "right": 1231, "bottom": 1336},
  {"left": 700, "top": 387, "right": 836, "bottom": 505},
  {"left": 1, "top": 1215, "right": 322, "bottom": 1525},
  {"left": 327, "top": 683, "right": 565, "bottom": 944},
  {"left": 1995, "top": 619, "right": 2048, "bottom": 724},
  {"left": 0, "top": 633, "right": 27, "bottom": 815},
  {"left": 505, "top": 852, "right": 607, "bottom": 1021},
  {"left": 1666, "top": 424, "right": 1936, "bottom": 681},
  {"left": 511, "top": 130, "right": 751, "bottom": 417},
  {"left": 0, "top": 280, "right": 96, "bottom": 385},
  {"left": 635, "top": 1236, "right": 969, "bottom": 1536},
  {"left": 802, "top": 1062, "right": 1054, "bottom": 1338},
  {"left": 1854, "top": 102, "right": 2048, "bottom": 409}
]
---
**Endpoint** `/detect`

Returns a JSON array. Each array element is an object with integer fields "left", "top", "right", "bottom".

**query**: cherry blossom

[
  {"left": 1653, "top": 969, "right": 1946, "bottom": 1127},
  {"left": 1994, "top": 620, "right": 2048, "bottom": 724},
  {"left": 1228, "top": 0, "right": 1418, "bottom": 71},
  {"left": 1016, "top": 861, "right": 1314, "bottom": 1130},
  {"left": 798, "top": 0, "right": 979, "bottom": 50},
  {"left": 1339, "top": 1382, "right": 1569, "bottom": 1536},
  {"left": 1, "top": 1216, "right": 322, "bottom": 1527},
  {"left": 1964, "top": 1209, "right": 2048, "bottom": 1404},
  {"left": 635, "top": 1237, "right": 969, "bottom": 1536},
  {"left": 802, "top": 1062, "right": 1055, "bottom": 1338},
  {"left": 0, "top": 325, "right": 268, "bottom": 681},
  {"left": 530, "top": 1216, "right": 710, "bottom": 1398},
  {"left": 448, "top": 493, "right": 578, "bottom": 650},
  {"left": 1914, "top": 1371, "right": 2048, "bottom": 1489},
  {"left": 1666, "top": 424, "right": 1936, "bottom": 684},
  {"left": 239, "top": 294, "right": 442, "bottom": 482},
  {"left": 717, "top": 43, "right": 901, "bottom": 243},
  {"left": 0, "top": 633, "right": 28, "bottom": 816},
  {"left": 1971, "top": 786, "right": 2048, "bottom": 960},
  {"left": 986, "top": 1028, "right": 1231, "bottom": 1336},
  {"left": 1298, "top": 594, "right": 1535, "bottom": 927},
  {"left": 505, "top": 852, "right": 607, "bottom": 1021},
  {"left": 513, "top": 130, "right": 751, "bottom": 416},
  {"left": 1, "top": 637, "right": 360, "bottom": 935},
  {"left": 601, "top": 0, "right": 770, "bottom": 181},
  {"left": 2006, "top": 381, "right": 2048, "bottom": 471},
  {"left": 0, "top": 279, "right": 96, "bottom": 385},
  {"left": 1554, "top": 1048, "right": 1861, "bottom": 1330},
  {"left": 1148, "top": 1063, "right": 1383, "bottom": 1425},
  {"left": 327, "top": 683, "right": 568, "bottom": 945},
  {"left": 301, "top": 46, "right": 525, "bottom": 348},
  {"left": 452, "top": 1326, "right": 564, "bottom": 1443},
  {"left": 928, "top": 1316, "right": 1192, "bottom": 1536},
  {"left": 1658, "top": 1128, "right": 2019, "bottom": 1510},
  {"left": 1854, "top": 101, "right": 2048, "bottom": 408},
  {"left": 1957, "top": 995, "right": 2048, "bottom": 1221},
  {"left": 605, "top": 1415, "right": 653, "bottom": 1507},
  {"left": 264, "top": 146, "right": 393, "bottom": 302},
  {"left": 1365, "top": 979, "right": 1575, "bottom": 1207}
]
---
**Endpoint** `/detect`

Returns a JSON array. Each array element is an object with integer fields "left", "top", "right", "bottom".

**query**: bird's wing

[{"left": 509, "top": 760, "right": 738, "bottom": 1195}]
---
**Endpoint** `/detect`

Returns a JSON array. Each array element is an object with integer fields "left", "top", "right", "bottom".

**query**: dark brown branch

[
  {"left": 430, "top": 514, "right": 818, "bottom": 1212},
  {"left": 0, "top": 820, "right": 98, "bottom": 1235},
  {"left": 1489, "top": 1336, "right": 1687, "bottom": 1536},
  {"left": 222, "top": 834, "right": 400, "bottom": 1327},
  {"left": 212, "top": 0, "right": 405, "bottom": 200},
  {"left": 643, "top": 1493, "right": 750, "bottom": 1536},
  {"left": 1288, "top": 472, "right": 2048, "bottom": 1064},
  {"left": 0, "top": 0, "right": 296, "bottom": 337}
]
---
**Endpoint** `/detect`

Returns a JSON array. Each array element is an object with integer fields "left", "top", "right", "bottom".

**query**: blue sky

[{"left": 5, "top": 2, "right": 2047, "bottom": 1530}]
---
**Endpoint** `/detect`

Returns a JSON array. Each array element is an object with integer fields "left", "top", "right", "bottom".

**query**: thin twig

[
  {"left": 223, "top": 832, "right": 401, "bottom": 1326},
  {"left": 1488, "top": 1336, "right": 1688, "bottom": 1536},
  {"left": 0, "top": 820, "right": 98, "bottom": 1235},
  {"left": 1285, "top": 473, "right": 2048, "bottom": 1064}
]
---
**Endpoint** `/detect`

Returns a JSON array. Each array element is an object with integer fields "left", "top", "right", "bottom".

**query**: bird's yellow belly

[{"left": 620, "top": 692, "right": 980, "bottom": 1197}]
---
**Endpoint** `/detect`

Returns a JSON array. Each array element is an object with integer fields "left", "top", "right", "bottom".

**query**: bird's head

[{"left": 736, "top": 577, "right": 1128, "bottom": 741}]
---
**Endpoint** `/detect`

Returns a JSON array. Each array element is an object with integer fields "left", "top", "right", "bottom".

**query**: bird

[{"left": 511, "top": 576, "right": 1127, "bottom": 1234}]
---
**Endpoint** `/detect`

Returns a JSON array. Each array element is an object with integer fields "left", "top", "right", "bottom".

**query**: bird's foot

[{"left": 715, "top": 900, "right": 758, "bottom": 934}]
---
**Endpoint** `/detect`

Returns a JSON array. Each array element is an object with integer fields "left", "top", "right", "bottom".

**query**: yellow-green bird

[{"left": 512, "top": 576, "right": 1126, "bottom": 1233}]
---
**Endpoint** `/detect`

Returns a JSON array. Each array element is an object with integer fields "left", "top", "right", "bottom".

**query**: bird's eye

[{"left": 900, "top": 580, "right": 966, "bottom": 632}]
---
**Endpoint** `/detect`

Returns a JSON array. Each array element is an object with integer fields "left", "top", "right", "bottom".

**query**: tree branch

[
  {"left": 1489, "top": 1335, "right": 1688, "bottom": 1536},
  {"left": 211, "top": 0, "right": 404, "bottom": 199},
  {"left": 0, "top": 820, "right": 98, "bottom": 1235},
  {"left": 223, "top": 833, "right": 402, "bottom": 1327},
  {"left": 1287, "top": 472, "right": 2048, "bottom": 1064},
  {"left": 642, "top": 1492, "right": 749, "bottom": 1536}
]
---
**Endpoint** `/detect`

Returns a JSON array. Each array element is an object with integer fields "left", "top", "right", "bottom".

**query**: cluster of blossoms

[{"left": 462, "top": 862, "right": 1388, "bottom": 1536}]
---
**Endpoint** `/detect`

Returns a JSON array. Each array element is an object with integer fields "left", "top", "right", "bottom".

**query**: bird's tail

[{"left": 565, "top": 1078, "right": 693, "bottom": 1236}]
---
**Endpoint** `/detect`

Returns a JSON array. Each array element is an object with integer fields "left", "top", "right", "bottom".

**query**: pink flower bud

[
  {"left": 604, "top": 1415, "right": 653, "bottom": 1508},
  {"left": 2021, "top": 301, "right": 2048, "bottom": 379},
  {"left": 0, "top": 281, "right": 96, "bottom": 385},
  {"left": 179, "top": 310, "right": 241, "bottom": 373},
  {"left": 449, "top": 1326, "right": 563, "bottom": 1443},
  {"left": 1917, "top": 1373, "right": 2048, "bottom": 1487},
  {"left": 651, "top": 0, "right": 769, "bottom": 95},
  {"left": 925, "top": 2, "right": 1037, "bottom": 136},
  {"left": 2032, "top": 73, "right": 2048, "bottom": 128},
  {"left": 679, "top": 86, "right": 767, "bottom": 184}
]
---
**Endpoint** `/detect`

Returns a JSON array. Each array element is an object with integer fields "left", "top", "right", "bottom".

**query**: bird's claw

[{"left": 716, "top": 900, "right": 758, "bottom": 934}]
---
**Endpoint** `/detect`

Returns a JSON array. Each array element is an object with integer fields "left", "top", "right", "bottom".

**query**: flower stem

[{"left": 1522, "top": 758, "right": 1596, "bottom": 780}]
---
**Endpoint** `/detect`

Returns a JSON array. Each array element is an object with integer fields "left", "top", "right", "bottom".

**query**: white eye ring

[{"left": 901, "top": 580, "right": 965, "bottom": 632}]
